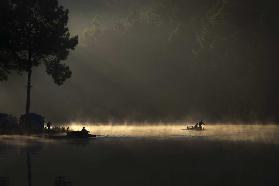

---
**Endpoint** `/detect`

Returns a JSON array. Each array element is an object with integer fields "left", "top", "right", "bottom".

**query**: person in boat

[
  {"left": 81, "top": 127, "right": 89, "bottom": 134},
  {"left": 194, "top": 122, "right": 199, "bottom": 128},
  {"left": 47, "top": 121, "right": 51, "bottom": 131},
  {"left": 198, "top": 120, "right": 205, "bottom": 128}
]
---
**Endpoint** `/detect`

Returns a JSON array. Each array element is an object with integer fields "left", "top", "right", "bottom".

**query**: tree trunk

[
  {"left": 25, "top": 67, "right": 32, "bottom": 114},
  {"left": 25, "top": 53, "right": 32, "bottom": 114}
]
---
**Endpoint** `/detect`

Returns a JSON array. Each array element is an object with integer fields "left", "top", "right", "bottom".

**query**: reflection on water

[
  {"left": 0, "top": 124, "right": 279, "bottom": 186},
  {"left": 0, "top": 135, "right": 53, "bottom": 146},
  {"left": 68, "top": 123, "right": 279, "bottom": 144}
]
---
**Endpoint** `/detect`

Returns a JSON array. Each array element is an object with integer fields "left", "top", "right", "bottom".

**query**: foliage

[{"left": 0, "top": 0, "right": 78, "bottom": 84}]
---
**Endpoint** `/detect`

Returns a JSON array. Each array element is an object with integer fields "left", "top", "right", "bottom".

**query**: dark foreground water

[{"left": 0, "top": 125, "right": 279, "bottom": 186}]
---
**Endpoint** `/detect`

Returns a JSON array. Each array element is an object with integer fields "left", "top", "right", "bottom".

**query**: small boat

[
  {"left": 186, "top": 126, "right": 205, "bottom": 131},
  {"left": 66, "top": 131, "right": 96, "bottom": 138}
]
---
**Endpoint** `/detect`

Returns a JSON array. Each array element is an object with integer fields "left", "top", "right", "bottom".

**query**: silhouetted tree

[
  {"left": 0, "top": 0, "right": 15, "bottom": 81},
  {"left": 2, "top": 0, "right": 78, "bottom": 114}
]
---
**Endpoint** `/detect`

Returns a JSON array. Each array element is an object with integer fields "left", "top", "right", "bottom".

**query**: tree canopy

[
  {"left": 0, "top": 0, "right": 16, "bottom": 80},
  {"left": 5, "top": 0, "right": 77, "bottom": 83},
  {"left": 0, "top": 0, "right": 78, "bottom": 113}
]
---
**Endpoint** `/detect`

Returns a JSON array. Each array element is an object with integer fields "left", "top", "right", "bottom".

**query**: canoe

[
  {"left": 186, "top": 126, "right": 205, "bottom": 131},
  {"left": 66, "top": 131, "right": 96, "bottom": 138}
]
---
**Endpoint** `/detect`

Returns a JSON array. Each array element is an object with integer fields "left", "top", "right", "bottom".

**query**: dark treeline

[{"left": 1, "top": 0, "right": 279, "bottom": 123}]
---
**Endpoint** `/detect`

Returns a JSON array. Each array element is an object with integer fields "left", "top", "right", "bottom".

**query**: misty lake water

[
  {"left": 0, "top": 124, "right": 279, "bottom": 186},
  {"left": 69, "top": 123, "right": 279, "bottom": 143}
]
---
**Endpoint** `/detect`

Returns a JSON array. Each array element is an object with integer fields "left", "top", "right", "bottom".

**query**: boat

[
  {"left": 186, "top": 126, "right": 205, "bottom": 131},
  {"left": 66, "top": 131, "right": 96, "bottom": 138}
]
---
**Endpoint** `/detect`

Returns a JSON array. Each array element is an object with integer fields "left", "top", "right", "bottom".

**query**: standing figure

[{"left": 47, "top": 121, "right": 51, "bottom": 131}]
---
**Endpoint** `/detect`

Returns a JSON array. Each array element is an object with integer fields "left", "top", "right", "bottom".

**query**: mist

[{"left": 1, "top": 0, "right": 279, "bottom": 123}]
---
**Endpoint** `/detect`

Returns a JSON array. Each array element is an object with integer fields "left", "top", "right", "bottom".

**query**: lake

[{"left": 0, "top": 124, "right": 279, "bottom": 186}]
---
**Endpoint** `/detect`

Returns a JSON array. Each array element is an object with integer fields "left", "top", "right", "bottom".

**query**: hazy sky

[{"left": 0, "top": 0, "right": 278, "bottom": 123}]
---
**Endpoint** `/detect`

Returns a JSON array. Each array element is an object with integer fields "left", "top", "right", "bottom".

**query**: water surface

[{"left": 0, "top": 124, "right": 279, "bottom": 186}]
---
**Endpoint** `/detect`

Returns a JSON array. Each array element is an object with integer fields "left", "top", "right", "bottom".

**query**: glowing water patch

[
  {"left": 0, "top": 124, "right": 278, "bottom": 146},
  {"left": 68, "top": 122, "right": 279, "bottom": 143}
]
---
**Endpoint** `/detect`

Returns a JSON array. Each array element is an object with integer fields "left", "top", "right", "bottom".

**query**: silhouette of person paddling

[{"left": 81, "top": 127, "right": 89, "bottom": 134}]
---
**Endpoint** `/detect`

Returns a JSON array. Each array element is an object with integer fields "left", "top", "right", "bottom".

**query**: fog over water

[
  {"left": 1, "top": 124, "right": 279, "bottom": 145},
  {"left": 68, "top": 124, "right": 279, "bottom": 143}
]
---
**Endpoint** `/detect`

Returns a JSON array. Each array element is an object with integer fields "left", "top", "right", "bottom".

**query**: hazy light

[
  {"left": 1, "top": 124, "right": 278, "bottom": 147},
  {"left": 69, "top": 122, "right": 279, "bottom": 144}
]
